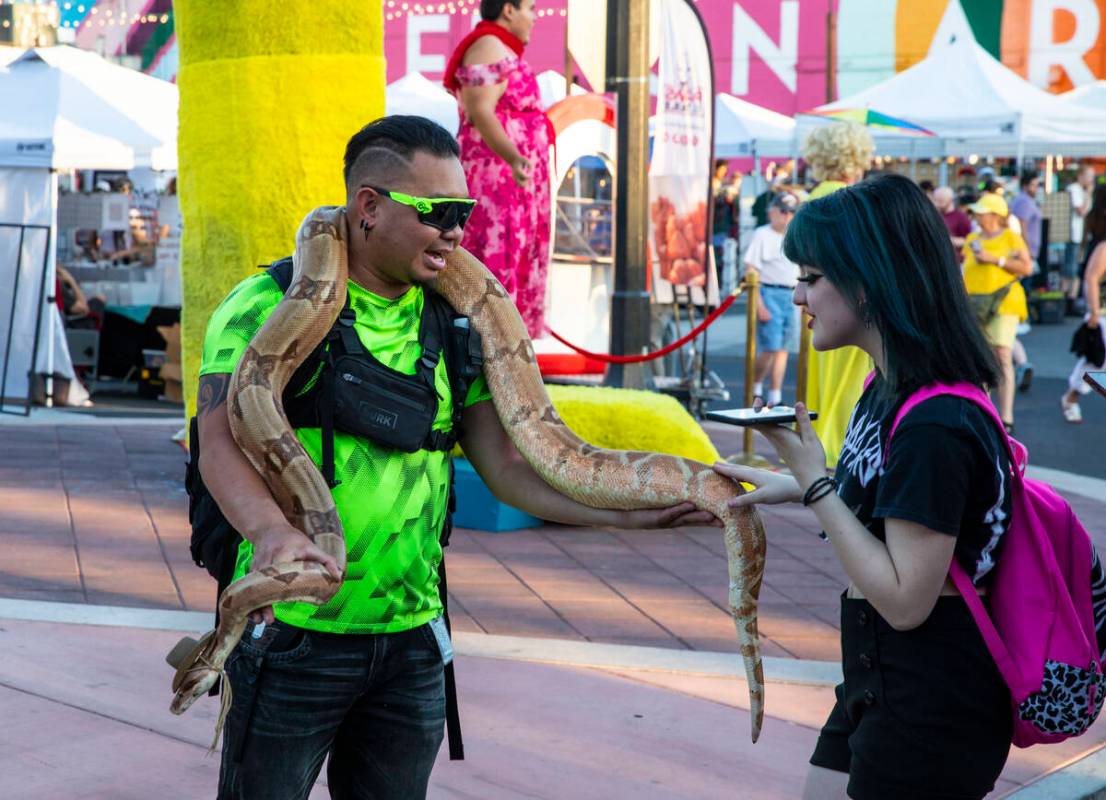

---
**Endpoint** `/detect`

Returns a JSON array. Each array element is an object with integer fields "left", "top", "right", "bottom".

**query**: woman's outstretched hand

[
  {"left": 713, "top": 462, "right": 802, "bottom": 508},
  {"left": 748, "top": 403, "right": 829, "bottom": 491}
]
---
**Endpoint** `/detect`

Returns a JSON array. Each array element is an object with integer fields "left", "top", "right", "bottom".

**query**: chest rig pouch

[
  {"left": 270, "top": 258, "right": 483, "bottom": 486},
  {"left": 322, "top": 303, "right": 444, "bottom": 453}
]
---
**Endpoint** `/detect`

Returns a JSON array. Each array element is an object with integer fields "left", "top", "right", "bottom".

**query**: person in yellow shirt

[
  {"left": 962, "top": 192, "right": 1032, "bottom": 433},
  {"left": 800, "top": 123, "right": 875, "bottom": 467}
]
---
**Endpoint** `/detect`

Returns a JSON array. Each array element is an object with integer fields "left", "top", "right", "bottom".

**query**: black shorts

[{"left": 810, "top": 595, "right": 1013, "bottom": 800}]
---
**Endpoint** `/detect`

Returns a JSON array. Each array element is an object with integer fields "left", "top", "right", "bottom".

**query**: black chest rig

[{"left": 267, "top": 258, "right": 483, "bottom": 487}]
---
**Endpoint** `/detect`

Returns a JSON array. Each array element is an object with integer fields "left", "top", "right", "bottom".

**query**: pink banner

[{"left": 385, "top": 1, "right": 836, "bottom": 116}]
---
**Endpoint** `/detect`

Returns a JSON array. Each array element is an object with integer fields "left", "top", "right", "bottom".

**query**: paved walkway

[{"left": 2, "top": 419, "right": 1106, "bottom": 797}]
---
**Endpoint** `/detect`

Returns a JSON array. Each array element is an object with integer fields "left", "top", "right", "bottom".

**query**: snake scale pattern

[{"left": 168, "top": 206, "right": 768, "bottom": 742}]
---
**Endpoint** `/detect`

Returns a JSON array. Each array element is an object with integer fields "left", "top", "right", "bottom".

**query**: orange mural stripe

[
  {"left": 1001, "top": 0, "right": 1032, "bottom": 78},
  {"left": 895, "top": 0, "right": 949, "bottom": 73},
  {"left": 1086, "top": 0, "right": 1106, "bottom": 86}
]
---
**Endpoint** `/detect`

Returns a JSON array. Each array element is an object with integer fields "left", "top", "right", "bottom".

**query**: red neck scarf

[{"left": 443, "top": 20, "right": 525, "bottom": 94}]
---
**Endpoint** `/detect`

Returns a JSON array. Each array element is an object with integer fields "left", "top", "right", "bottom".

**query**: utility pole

[
  {"left": 798, "top": 7, "right": 837, "bottom": 407},
  {"left": 604, "top": 0, "right": 651, "bottom": 388}
]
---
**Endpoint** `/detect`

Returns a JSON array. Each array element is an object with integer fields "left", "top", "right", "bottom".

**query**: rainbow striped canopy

[{"left": 803, "top": 108, "right": 936, "bottom": 137}]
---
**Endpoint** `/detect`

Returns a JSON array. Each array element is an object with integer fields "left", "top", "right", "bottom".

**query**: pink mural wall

[{"left": 383, "top": 1, "right": 837, "bottom": 116}]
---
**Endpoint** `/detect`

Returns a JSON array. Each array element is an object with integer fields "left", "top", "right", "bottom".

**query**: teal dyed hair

[{"left": 783, "top": 174, "right": 998, "bottom": 396}]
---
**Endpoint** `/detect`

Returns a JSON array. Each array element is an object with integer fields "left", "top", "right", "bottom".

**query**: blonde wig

[{"left": 802, "top": 123, "right": 875, "bottom": 183}]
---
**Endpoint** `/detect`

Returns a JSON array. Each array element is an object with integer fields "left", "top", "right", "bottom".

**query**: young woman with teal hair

[{"left": 716, "top": 174, "right": 1015, "bottom": 800}]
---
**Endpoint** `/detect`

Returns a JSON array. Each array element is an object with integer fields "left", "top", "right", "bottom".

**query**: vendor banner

[{"left": 648, "top": 0, "right": 716, "bottom": 306}]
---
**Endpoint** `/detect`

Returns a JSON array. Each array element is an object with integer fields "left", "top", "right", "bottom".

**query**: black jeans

[{"left": 217, "top": 620, "right": 446, "bottom": 800}]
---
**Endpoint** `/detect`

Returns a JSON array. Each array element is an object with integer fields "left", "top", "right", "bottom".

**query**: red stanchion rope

[{"left": 546, "top": 289, "right": 741, "bottom": 365}]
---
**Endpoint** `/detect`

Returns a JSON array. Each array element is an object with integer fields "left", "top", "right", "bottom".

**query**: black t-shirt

[{"left": 833, "top": 376, "right": 1014, "bottom": 586}]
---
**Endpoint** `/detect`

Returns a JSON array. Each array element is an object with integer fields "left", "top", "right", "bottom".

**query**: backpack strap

[
  {"left": 948, "top": 559, "right": 1024, "bottom": 695},
  {"left": 885, "top": 381, "right": 1028, "bottom": 480},
  {"left": 423, "top": 293, "right": 480, "bottom": 761},
  {"left": 423, "top": 291, "right": 482, "bottom": 454}
]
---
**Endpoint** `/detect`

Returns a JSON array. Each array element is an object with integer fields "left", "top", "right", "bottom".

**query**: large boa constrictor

[{"left": 168, "top": 207, "right": 767, "bottom": 741}]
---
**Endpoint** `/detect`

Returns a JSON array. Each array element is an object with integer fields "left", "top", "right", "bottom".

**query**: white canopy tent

[
  {"left": 535, "top": 69, "right": 588, "bottom": 110},
  {"left": 1065, "top": 81, "right": 1106, "bottom": 109},
  {"left": 0, "top": 46, "right": 178, "bottom": 411},
  {"left": 713, "top": 93, "right": 795, "bottom": 158},
  {"left": 800, "top": 1, "right": 1106, "bottom": 160},
  {"left": 385, "top": 72, "right": 459, "bottom": 134}
]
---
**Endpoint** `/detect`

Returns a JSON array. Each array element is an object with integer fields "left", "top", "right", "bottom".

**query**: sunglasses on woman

[{"left": 367, "top": 185, "right": 477, "bottom": 231}]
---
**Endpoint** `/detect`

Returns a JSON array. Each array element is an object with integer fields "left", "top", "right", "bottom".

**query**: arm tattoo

[{"left": 197, "top": 373, "right": 230, "bottom": 418}]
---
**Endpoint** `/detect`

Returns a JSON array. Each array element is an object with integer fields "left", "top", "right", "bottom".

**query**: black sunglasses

[{"left": 367, "top": 185, "right": 477, "bottom": 231}]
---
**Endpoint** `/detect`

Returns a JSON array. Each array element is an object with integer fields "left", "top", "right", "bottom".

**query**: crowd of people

[{"left": 730, "top": 130, "right": 1104, "bottom": 440}]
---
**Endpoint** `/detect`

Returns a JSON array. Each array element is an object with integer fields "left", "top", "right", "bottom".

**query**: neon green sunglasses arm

[{"left": 385, "top": 189, "right": 476, "bottom": 214}]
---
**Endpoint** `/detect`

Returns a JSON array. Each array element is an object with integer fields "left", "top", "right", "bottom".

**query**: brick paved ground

[{"left": 2, "top": 420, "right": 1103, "bottom": 666}]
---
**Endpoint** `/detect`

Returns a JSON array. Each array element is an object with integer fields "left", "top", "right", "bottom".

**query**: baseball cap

[
  {"left": 769, "top": 192, "right": 799, "bottom": 213},
  {"left": 969, "top": 193, "right": 1008, "bottom": 217}
]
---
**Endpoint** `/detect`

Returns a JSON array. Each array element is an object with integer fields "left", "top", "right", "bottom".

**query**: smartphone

[
  {"left": 705, "top": 406, "right": 819, "bottom": 427},
  {"left": 1084, "top": 371, "right": 1106, "bottom": 399}
]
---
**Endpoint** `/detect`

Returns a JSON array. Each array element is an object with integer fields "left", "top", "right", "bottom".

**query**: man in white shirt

[
  {"left": 743, "top": 192, "right": 799, "bottom": 407},
  {"left": 1066, "top": 164, "right": 1096, "bottom": 308}
]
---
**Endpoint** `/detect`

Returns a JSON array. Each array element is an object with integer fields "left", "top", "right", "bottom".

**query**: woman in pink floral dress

[{"left": 444, "top": 0, "right": 552, "bottom": 337}]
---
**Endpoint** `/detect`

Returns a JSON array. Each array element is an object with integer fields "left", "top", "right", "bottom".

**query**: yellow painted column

[{"left": 175, "top": 1, "right": 385, "bottom": 419}]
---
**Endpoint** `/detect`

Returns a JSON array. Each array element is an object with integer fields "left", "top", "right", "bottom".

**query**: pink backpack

[{"left": 887, "top": 382, "right": 1105, "bottom": 747}]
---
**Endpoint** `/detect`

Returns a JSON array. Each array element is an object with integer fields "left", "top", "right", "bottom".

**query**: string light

[{"left": 379, "top": 0, "right": 567, "bottom": 20}]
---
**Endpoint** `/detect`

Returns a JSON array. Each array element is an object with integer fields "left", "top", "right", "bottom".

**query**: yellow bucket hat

[{"left": 969, "top": 193, "right": 1009, "bottom": 217}]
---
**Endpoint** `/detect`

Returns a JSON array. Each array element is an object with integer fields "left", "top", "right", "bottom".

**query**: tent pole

[
  {"left": 1014, "top": 112, "right": 1025, "bottom": 171},
  {"left": 44, "top": 170, "right": 58, "bottom": 408},
  {"left": 753, "top": 145, "right": 761, "bottom": 196},
  {"left": 564, "top": 9, "right": 572, "bottom": 96}
]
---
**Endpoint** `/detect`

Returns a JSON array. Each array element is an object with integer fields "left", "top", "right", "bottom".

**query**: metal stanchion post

[
  {"left": 729, "top": 272, "right": 771, "bottom": 468},
  {"left": 796, "top": 312, "right": 812, "bottom": 407}
]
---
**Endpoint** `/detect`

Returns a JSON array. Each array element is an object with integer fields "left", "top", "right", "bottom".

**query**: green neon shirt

[{"left": 200, "top": 270, "right": 491, "bottom": 634}]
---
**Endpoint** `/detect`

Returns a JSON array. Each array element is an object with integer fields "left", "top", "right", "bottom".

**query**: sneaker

[
  {"left": 1061, "top": 396, "right": 1083, "bottom": 424},
  {"left": 1016, "top": 362, "right": 1034, "bottom": 393}
]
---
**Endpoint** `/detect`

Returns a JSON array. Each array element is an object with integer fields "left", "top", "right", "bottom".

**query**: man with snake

[{"left": 192, "top": 115, "right": 737, "bottom": 800}]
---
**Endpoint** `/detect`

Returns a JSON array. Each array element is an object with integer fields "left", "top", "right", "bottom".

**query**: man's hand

[
  {"left": 247, "top": 523, "right": 342, "bottom": 625},
  {"left": 756, "top": 297, "right": 772, "bottom": 324},
  {"left": 616, "top": 502, "right": 722, "bottom": 529},
  {"left": 1088, "top": 313, "right": 1100, "bottom": 330}
]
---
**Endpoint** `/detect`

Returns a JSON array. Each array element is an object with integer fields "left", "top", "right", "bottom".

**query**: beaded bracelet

[{"left": 802, "top": 476, "right": 839, "bottom": 507}]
